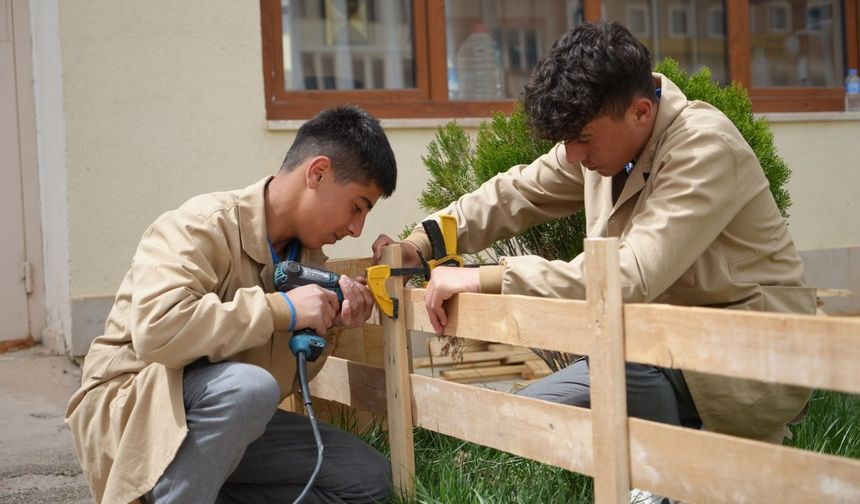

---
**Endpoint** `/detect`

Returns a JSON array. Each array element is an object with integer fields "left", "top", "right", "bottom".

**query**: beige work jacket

[
  {"left": 406, "top": 74, "right": 814, "bottom": 442},
  {"left": 65, "top": 177, "right": 332, "bottom": 504}
]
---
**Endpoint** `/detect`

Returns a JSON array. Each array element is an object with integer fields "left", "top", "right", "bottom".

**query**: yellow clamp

[{"left": 367, "top": 264, "right": 397, "bottom": 319}]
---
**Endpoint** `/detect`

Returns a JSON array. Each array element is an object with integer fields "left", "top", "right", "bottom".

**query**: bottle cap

[{"left": 850, "top": 68, "right": 858, "bottom": 76}]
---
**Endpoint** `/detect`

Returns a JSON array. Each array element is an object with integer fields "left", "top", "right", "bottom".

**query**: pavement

[{"left": 0, "top": 345, "right": 92, "bottom": 503}]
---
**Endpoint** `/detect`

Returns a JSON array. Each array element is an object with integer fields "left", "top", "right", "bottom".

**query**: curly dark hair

[
  {"left": 281, "top": 105, "right": 397, "bottom": 197},
  {"left": 523, "top": 21, "right": 655, "bottom": 143}
]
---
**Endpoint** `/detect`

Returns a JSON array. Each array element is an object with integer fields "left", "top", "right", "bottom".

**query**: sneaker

[{"left": 629, "top": 488, "right": 673, "bottom": 504}]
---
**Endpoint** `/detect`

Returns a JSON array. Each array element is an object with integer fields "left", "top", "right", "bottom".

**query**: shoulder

[{"left": 141, "top": 188, "right": 245, "bottom": 248}]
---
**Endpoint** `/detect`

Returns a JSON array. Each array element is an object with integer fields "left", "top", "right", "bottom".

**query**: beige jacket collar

[
  {"left": 611, "top": 73, "right": 686, "bottom": 212},
  {"left": 238, "top": 176, "right": 279, "bottom": 291}
]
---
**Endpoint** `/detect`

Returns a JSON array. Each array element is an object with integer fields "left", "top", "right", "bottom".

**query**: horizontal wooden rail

[
  {"left": 404, "top": 289, "right": 860, "bottom": 395},
  {"left": 404, "top": 288, "right": 592, "bottom": 356},
  {"left": 311, "top": 357, "right": 860, "bottom": 503},
  {"left": 624, "top": 303, "right": 860, "bottom": 395}
]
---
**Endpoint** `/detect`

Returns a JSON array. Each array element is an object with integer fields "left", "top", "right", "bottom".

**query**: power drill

[
  {"left": 273, "top": 260, "right": 343, "bottom": 504},
  {"left": 274, "top": 260, "right": 343, "bottom": 361}
]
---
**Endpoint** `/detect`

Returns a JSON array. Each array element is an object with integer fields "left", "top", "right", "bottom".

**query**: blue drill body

[{"left": 274, "top": 260, "right": 342, "bottom": 361}]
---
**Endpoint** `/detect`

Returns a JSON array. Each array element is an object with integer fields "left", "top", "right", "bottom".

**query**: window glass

[
  {"left": 603, "top": 0, "right": 729, "bottom": 83},
  {"left": 749, "top": 0, "right": 845, "bottom": 87},
  {"left": 444, "top": 0, "right": 583, "bottom": 100},
  {"left": 281, "top": 0, "right": 415, "bottom": 91}
]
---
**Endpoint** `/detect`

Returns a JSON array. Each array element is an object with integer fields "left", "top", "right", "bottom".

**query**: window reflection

[
  {"left": 281, "top": 0, "right": 415, "bottom": 91},
  {"left": 603, "top": 0, "right": 729, "bottom": 84},
  {"left": 444, "top": 0, "right": 584, "bottom": 101},
  {"left": 749, "top": 0, "right": 845, "bottom": 87}
]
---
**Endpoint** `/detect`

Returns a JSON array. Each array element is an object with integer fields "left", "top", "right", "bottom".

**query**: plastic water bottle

[
  {"left": 845, "top": 68, "right": 860, "bottom": 112},
  {"left": 456, "top": 23, "right": 503, "bottom": 100}
]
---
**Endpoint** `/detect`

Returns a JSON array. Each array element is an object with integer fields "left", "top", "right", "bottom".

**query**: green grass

[
  {"left": 350, "top": 390, "right": 858, "bottom": 503},
  {"left": 787, "top": 390, "right": 860, "bottom": 458},
  {"left": 360, "top": 424, "right": 593, "bottom": 504}
]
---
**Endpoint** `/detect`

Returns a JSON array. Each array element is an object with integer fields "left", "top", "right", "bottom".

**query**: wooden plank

[
  {"left": 309, "top": 356, "right": 387, "bottom": 416},
  {"left": 500, "top": 351, "right": 541, "bottom": 365},
  {"left": 404, "top": 288, "right": 592, "bottom": 356},
  {"left": 439, "top": 364, "right": 526, "bottom": 382},
  {"left": 402, "top": 288, "right": 860, "bottom": 395},
  {"left": 411, "top": 375, "right": 594, "bottom": 475},
  {"left": 381, "top": 244, "right": 415, "bottom": 496},
  {"left": 624, "top": 304, "right": 860, "bottom": 395},
  {"left": 522, "top": 359, "right": 552, "bottom": 380},
  {"left": 414, "top": 349, "right": 534, "bottom": 368},
  {"left": 628, "top": 418, "right": 860, "bottom": 503},
  {"left": 586, "top": 239, "right": 630, "bottom": 504}
]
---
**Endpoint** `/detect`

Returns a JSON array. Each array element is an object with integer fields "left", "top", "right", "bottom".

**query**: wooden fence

[{"left": 310, "top": 238, "right": 860, "bottom": 503}]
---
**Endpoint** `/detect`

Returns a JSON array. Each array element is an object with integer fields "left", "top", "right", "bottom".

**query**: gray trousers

[
  {"left": 519, "top": 360, "right": 701, "bottom": 428},
  {"left": 148, "top": 359, "right": 391, "bottom": 504}
]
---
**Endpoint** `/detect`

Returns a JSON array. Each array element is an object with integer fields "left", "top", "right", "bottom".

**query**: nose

[
  {"left": 564, "top": 141, "right": 586, "bottom": 164},
  {"left": 347, "top": 212, "right": 366, "bottom": 237}
]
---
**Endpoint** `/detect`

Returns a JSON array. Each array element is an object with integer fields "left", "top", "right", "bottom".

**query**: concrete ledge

[{"left": 70, "top": 296, "right": 114, "bottom": 356}]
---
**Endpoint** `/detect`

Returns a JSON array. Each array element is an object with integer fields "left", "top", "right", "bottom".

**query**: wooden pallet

[{"left": 418, "top": 338, "right": 552, "bottom": 383}]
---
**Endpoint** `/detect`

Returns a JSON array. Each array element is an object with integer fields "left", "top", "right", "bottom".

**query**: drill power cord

[{"left": 292, "top": 351, "right": 324, "bottom": 504}]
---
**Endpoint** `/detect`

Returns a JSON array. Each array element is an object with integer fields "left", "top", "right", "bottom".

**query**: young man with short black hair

[{"left": 68, "top": 105, "right": 396, "bottom": 504}]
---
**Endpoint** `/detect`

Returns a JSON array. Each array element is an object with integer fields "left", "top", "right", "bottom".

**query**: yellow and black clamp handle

[{"left": 367, "top": 215, "right": 462, "bottom": 319}]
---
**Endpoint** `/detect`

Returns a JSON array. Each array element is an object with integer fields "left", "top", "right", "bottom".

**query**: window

[
  {"left": 626, "top": 4, "right": 651, "bottom": 37},
  {"left": 707, "top": 5, "right": 726, "bottom": 39},
  {"left": 767, "top": 1, "right": 791, "bottom": 33},
  {"left": 261, "top": 0, "right": 860, "bottom": 118},
  {"left": 282, "top": 0, "right": 415, "bottom": 91},
  {"left": 668, "top": 4, "right": 689, "bottom": 38}
]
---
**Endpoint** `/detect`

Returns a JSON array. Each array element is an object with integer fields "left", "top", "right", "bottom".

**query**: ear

[
  {"left": 305, "top": 156, "right": 331, "bottom": 190},
  {"left": 629, "top": 97, "right": 654, "bottom": 126}
]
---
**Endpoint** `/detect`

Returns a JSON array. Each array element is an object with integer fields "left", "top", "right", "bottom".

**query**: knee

[
  {"left": 217, "top": 363, "right": 280, "bottom": 423},
  {"left": 356, "top": 450, "right": 392, "bottom": 503}
]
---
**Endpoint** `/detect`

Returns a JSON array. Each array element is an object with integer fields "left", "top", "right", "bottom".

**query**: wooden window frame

[{"left": 261, "top": 0, "right": 860, "bottom": 119}]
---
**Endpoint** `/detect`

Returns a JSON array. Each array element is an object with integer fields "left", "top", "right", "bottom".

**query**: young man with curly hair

[
  {"left": 68, "top": 106, "right": 396, "bottom": 504},
  {"left": 374, "top": 19, "right": 812, "bottom": 485}
]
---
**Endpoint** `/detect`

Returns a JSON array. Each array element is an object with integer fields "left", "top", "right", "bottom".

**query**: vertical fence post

[
  {"left": 381, "top": 244, "right": 415, "bottom": 497},
  {"left": 585, "top": 238, "right": 631, "bottom": 504}
]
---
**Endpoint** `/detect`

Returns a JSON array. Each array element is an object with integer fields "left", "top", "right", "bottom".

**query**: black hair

[
  {"left": 523, "top": 21, "right": 655, "bottom": 143},
  {"left": 280, "top": 105, "right": 397, "bottom": 197}
]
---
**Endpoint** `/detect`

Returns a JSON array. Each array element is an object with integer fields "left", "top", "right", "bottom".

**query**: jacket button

[{"left": 609, "top": 216, "right": 616, "bottom": 222}]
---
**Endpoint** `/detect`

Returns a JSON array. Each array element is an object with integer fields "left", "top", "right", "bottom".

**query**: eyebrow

[{"left": 359, "top": 196, "right": 374, "bottom": 210}]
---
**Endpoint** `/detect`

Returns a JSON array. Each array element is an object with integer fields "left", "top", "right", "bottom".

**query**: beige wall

[
  {"left": 52, "top": 1, "right": 860, "bottom": 350},
  {"left": 768, "top": 115, "right": 860, "bottom": 251}
]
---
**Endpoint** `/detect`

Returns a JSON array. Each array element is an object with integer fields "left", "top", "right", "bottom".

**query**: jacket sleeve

[
  {"left": 501, "top": 126, "right": 766, "bottom": 302},
  {"left": 129, "top": 209, "right": 276, "bottom": 368},
  {"left": 405, "top": 143, "right": 586, "bottom": 258}
]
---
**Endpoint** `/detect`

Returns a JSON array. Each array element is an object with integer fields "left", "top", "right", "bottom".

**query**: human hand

[
  {"left": 285, "top": 284, "right": 339, "bottom": 336},
  {"left": 334, "top": 275, "right": 374, "bottom": 328},
  {"left": 371, "top": 234, "right": 422, "bottom": 268},
  {"left": 424, "top": 267, "right": 480, "bottom": 335}
]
